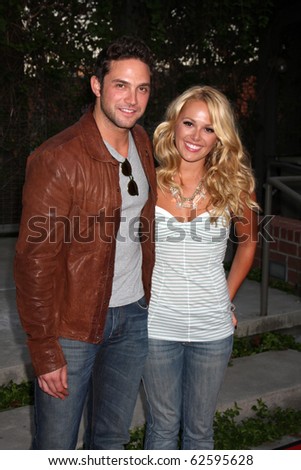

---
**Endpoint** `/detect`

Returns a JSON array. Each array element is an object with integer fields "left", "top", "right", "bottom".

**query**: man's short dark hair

[{"left": 94, "top": 36, "right": 154, "bottom": 86}]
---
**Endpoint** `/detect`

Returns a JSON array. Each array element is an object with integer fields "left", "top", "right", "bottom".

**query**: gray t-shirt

[{"left": 104, "top": 132, "right": 149, "bottom": 307}]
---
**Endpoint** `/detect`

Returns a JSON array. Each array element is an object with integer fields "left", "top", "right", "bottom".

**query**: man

[{"left": 14, "top": 36, "right": 156, "bottom": 450}]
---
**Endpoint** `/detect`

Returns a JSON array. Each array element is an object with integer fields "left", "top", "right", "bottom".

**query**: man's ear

[{"left": 90, "top": 75, "right": 101, "bottom": 97}]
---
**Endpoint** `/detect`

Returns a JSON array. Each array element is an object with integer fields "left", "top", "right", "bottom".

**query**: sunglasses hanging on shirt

[{"left": 120, "top": 159, "right": 139, "bottom": 196}]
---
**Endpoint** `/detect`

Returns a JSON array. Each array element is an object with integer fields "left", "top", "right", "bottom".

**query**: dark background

[{"left": 1, "top": 0, "right": 300, "bottom": 228}]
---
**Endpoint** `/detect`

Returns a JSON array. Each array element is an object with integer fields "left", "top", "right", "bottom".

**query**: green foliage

[
  {"left": 126, "top": 426, "right": 146, "bottom": 450},
  {"left": 0, "top": 0, "right": 278, "bottom": 224},
  {"left": 214, "top": 400, "right": 301, "bottom": 449},
  {"left": 0, "top": 380, "right": 34, "bottom": 411},
  {"left": 126, "top": 400, "right": 301, "bottom": 450},
  {"left": 246, "top": 267, "right": 262, "bottom": 282},
  {"left": 224, "top": 264, "right": 297, "bottom": 295},
  {"left": 232, "top": 331, "right": 301, "bottom": 359},
  {"left": 247, "top": 267, "right": 296, "bottom": 294}
]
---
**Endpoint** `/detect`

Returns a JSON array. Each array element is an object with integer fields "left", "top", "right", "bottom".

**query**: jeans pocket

[{"left": 136, "top": 296, "right": 148, "bottom": 310}]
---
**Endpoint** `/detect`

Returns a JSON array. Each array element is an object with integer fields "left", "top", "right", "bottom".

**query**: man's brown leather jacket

[{"left": 14, "top": 108, "right": 156, "bottom": 376}]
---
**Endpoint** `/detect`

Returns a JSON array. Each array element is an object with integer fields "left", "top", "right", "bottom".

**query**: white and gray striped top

[{"left": 148, "top": 206, "right": 234, "bottom": 342}]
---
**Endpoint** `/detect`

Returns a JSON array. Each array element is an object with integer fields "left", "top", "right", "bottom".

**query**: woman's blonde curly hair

[{"left": 154, "top": 85, "right": 259, "bottom": 223}]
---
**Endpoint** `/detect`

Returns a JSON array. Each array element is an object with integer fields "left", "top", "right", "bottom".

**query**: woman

[{"left": 142, "top": 85, "right": 259, "bottom": 450}]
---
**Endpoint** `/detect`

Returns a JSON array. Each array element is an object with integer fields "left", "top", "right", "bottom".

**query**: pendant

[{"left": 170, "top": 182, "right": 206, "bottom": 210}]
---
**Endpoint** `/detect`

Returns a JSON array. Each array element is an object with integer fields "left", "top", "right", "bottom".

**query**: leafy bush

[
  {"left": 214, "top": 400, "right": 301, "bottom": 449},
  {"left": 126, "top": 400, "right": 301, "bottom": 450},
  {"left": 0, "top": 380, "right": 34, "bottom": 411},
  {"left": 232, "top": 331, "right": 301, "bottom": 359}
]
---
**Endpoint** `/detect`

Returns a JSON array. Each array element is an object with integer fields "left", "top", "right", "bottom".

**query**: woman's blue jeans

[
  {"left": 33, "top": 297, "right": 148, "bottom": 450},
  {"left": 142, "top": 335, "right": 233, "bottom": 450}
]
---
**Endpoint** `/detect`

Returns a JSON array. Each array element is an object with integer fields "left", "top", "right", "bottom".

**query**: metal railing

[{"left": 260, "top": 159, "right": 301, "bottom": 316}]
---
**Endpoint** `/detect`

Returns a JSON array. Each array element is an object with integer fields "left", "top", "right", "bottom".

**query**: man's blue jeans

[
  {"left": 142, "top": 335, "right": 233, "bottom": 450},
  {"left": 33, "top": 297, "right": 148, "bottom": 450}
]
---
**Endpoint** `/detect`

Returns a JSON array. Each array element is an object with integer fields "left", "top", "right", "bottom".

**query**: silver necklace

[{"left": 170, "top": 180, "right": 206, "bottom": 209}]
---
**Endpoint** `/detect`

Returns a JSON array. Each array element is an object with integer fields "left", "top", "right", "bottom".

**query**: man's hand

[{"left": 37, "top": 365, "right": 69, "bottom": 399}]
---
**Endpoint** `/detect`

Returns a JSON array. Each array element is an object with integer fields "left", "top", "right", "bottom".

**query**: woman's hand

[{"left": 232, "top": 311, "right": 238, "bottom": 329}]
